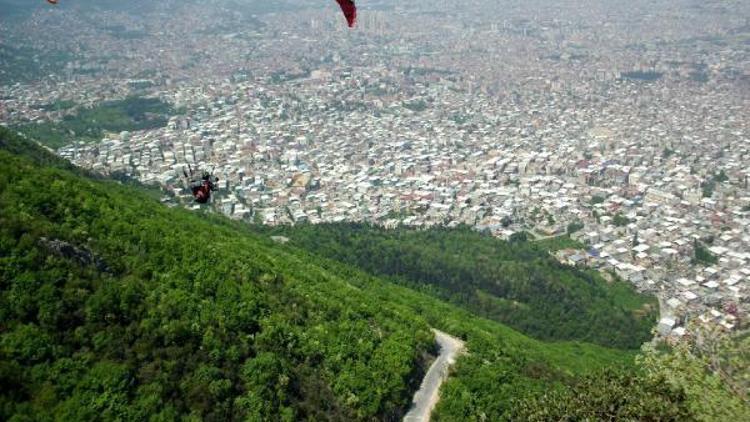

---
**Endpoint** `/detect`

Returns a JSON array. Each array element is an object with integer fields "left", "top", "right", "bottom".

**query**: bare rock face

[{"left": 39, "top": 237, "right": 110, "bottom": 273}]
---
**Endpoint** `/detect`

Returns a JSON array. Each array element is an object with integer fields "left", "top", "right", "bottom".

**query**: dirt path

[{"left": 403, "top": 329, "right": 466, "bottom": 422}]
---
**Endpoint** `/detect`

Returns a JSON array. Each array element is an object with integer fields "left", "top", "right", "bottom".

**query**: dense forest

[
  {"left": 261, "top": 227, "right": 749, "bottom": 421},
  {"left": 0, "top": 127, "right": 434, "bottom": 420},
  {"left": 15, "top": 97, "right": 175, "bottom": 148},
  {"left": 264, "top": 223, "right": 658, "bottom": 349},
  {"left": 1, "top": 127, "right": 747, "bottom": 420}
]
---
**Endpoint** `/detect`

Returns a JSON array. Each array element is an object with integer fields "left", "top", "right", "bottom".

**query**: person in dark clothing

[{"left": 183, "top": 165, "right": 219, "bottom": 204}]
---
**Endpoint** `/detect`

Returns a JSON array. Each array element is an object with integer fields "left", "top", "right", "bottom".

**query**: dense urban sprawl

[{"left": 2, "top": 0, "right": 749, "bottom": 340}]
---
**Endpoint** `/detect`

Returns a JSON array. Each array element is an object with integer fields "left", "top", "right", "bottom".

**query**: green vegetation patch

[
  {"left": 284, "top": 247, "right": 639, "bottom": 421},
  {"left": 510, "top": 338, "right": 750, "bottom": 422},
  {"left": 566, "top": 221, "right": 584, "bottom": 234},
  {"left": 0, "top": 127, "right": 433, "bottom": 421},
  {"left": 702, "top": 170, "right": 729, "bottom": 198},
  {"left": 402, "top": 100, "right": 429, "bottom": 112},
  {"left": 612, "top": 213, "right": 631, "bottom": 227},
  {"left": 533, "top": 234, "right": 585, "bottom": 251},
  {"left": 1, "top": 128, "right": 746, "bottom": 422},
  {"left": 590, "top": 194, "right": 606, "bottom": 205},
  {"left": 265, "top": 223, "right": 658, "bottom": 350},
  {"left": 16, "top": 97, "right": 175, "bottom": 149},
  {"left": 38, "top": 100, "right": 76, "bottom": 112},
  {"left": 694, "top": 240, "right": 718, "bottom": 266},
  {"left": 0, "top": 126, "right": 77, "bottom": 171}
]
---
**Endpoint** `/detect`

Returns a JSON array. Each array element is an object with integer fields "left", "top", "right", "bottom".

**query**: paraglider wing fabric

[
  {"left": 335, "top": 0, "right": 357, "bottom": 27},
  {"left": 47, "top": 0, "right": 59, "bottom": 4}
]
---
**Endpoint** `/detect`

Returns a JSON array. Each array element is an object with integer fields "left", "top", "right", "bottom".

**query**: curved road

[{"left": 403, "top": 329, "right": 466, "bottom": 422}]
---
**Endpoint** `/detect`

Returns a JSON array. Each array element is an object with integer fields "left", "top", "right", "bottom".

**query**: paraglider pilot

[{"left": 183, "top": 165, "right": 218, "bottom": 204}]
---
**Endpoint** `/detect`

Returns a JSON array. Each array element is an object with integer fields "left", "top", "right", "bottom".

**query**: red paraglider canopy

[
  {"left": 46, "top": 1, "right": 356, "bottom": 26},
  {"left": 335, "top": 0, "right": 357, "bottom": 28}
]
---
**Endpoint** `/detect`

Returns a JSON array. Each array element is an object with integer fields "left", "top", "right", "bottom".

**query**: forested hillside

[
  {"left": 1, "top": 127, "right": 746, "bottom": 421},
  {"left": 264, "top": 223, "right": 658, "bottom": 349},
  {"left": 0, "top": 127, "right": 435, "bottom": 420},
  {"left": 262, "top": 227, "right": 750, "bottom": 421},
  {"left": 0, "top": 127, "right": 78, "bottom": 171}
]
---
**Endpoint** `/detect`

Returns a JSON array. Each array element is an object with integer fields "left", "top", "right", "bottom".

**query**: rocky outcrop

[{"left": 39, "top": 237, "right": 110, "bottom": 273}]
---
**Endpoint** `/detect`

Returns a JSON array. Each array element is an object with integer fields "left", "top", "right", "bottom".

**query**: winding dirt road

[{"left": 403, "top": 329, "right": 466, "bottom": 422}]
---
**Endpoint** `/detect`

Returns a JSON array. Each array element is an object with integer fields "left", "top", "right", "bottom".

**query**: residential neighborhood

[{"left": 2, "top": 0, "right": 748, "bottom": 340}]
